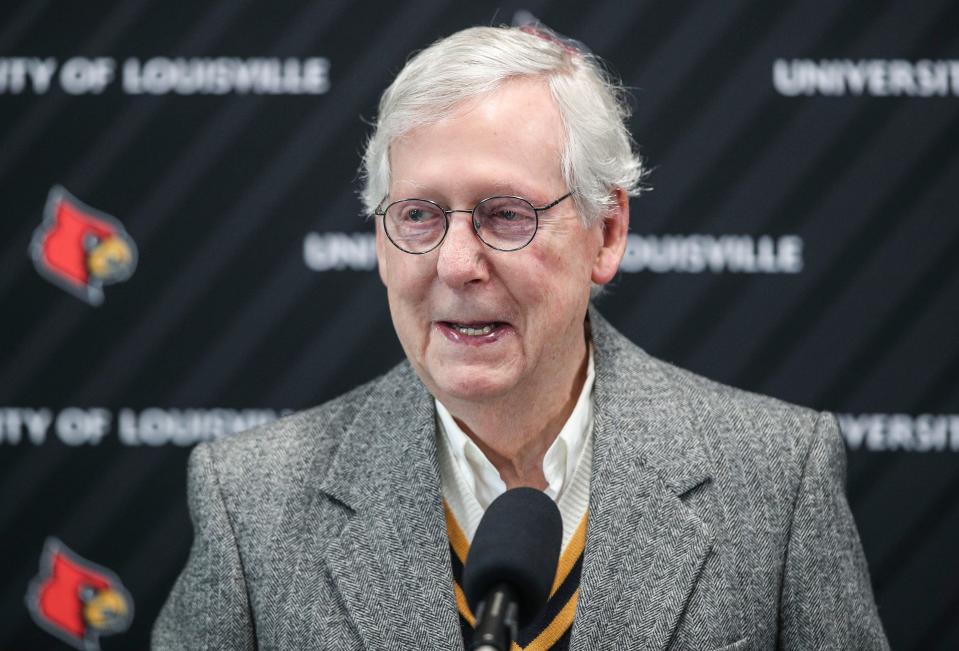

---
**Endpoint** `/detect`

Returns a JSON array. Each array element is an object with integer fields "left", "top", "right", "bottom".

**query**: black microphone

[{"left": 462, "top": 487, "right": 563, "bottom": 651}]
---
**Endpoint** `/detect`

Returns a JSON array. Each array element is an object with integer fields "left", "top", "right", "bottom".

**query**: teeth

[{"left": 451, "top": 323, "right": 495, "bottom": 336}]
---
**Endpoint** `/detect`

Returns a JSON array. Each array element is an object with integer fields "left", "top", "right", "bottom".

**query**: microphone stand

[{"left": 470, "top": 582, "right": 519, "bottom": 651}]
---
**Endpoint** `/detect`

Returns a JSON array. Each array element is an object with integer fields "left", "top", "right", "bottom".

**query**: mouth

[{"left": 435, "top": 320, "right": 512, "bottom": 345}]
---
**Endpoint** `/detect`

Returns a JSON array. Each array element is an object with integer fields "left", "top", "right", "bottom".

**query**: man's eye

[
  {"left": 494, "top": 209, "right": 520, "bottom": 221},
  {"left": 403, "top": 207, "right": 439, "bottom": 222}
]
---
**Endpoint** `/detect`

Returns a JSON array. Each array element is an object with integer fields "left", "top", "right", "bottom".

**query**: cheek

[
  {"left": 510, "top": 253, "right": 572, "bottom": 315},
  {"left": 385, "top": 263, "right": 437, "bottom": 331},
  {"left": 522, "top": 252, "right": 593, "bottom": 328},
  {"left": 532, "top": 244, "right": 593, "bottom": 292},
  {"left": 380, "top": 246, "right": 430, "bottom": 291},
  {"left": 386, "top": 283, "right": 427, "bottom": 348}
]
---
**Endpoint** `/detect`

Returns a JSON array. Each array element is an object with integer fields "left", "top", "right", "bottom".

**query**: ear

[
  {"left": 374, "top": 218, "right": 390, "bottom": 287},
  {"left": 591, "top": 187, "right": 630, "bottom": 285}
]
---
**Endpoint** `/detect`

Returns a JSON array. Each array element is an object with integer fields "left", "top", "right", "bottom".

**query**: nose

[{"left": 435, "top": 212, "right": 490, "bottom": 287}]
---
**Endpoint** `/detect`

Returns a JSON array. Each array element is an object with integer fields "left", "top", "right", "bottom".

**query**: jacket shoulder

[
  {"left": 649, "top": 351, "right": 841, "bottom": 535},
  {"left": 191, "top": 361, "right": 411, "bottom": 513},
  {"left": 663, "top": 359, "right": 824, "bottom": 463},
  {"left": 591, "top": 308, "right": 830, "bottom": 491}
]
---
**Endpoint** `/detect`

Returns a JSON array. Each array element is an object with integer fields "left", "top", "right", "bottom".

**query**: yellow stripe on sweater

[
  {"left": 445, "top": 502, "right": 470, "bottom": 566},
  {"left": 511, "top": 589, "right": 579, "bottom": 651},
  {"left": 551, "top": 515, "right": 587, "bottom": 596}
]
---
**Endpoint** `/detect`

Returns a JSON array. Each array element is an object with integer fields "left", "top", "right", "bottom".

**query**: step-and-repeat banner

[{"left": 1, "top": 1, "right": 956, "bottom": 649}]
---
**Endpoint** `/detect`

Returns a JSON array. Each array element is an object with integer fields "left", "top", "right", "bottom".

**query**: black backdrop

[{"left": 1, "top": 1, "right": 957, "bottom": 649}]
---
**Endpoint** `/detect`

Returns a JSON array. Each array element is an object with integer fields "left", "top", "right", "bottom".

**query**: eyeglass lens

[{"left": 383, "top": 196, "right": 537, "bottom": 253}]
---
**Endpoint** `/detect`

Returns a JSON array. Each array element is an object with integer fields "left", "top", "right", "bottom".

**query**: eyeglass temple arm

[{"left": 533, "top": 191, "right": 574, "bottom": 211}]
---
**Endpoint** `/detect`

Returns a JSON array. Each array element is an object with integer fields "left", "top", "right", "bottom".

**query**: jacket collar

[{"left": 317, "top": 307, "right": 713, "bottom": 650}]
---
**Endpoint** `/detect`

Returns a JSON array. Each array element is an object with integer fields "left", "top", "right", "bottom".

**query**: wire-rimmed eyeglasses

[{"left": 374, "top": 192, "right": 573, "bottom": 254}]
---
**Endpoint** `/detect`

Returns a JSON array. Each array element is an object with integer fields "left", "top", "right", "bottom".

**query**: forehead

[{"left": 388, "top": 78, "right": 566, "bottom": 199}]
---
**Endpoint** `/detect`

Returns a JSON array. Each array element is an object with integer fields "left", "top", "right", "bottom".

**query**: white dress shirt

[{"left": 436, "top": 348, "right": 594, "bottom": 550}]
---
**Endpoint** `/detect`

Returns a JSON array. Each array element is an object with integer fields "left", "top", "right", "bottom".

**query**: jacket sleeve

[
  {"left": 152, "top": 442, "right": 257, "bottom": 650},
  {"left": 778, "top": 411, "right": 890, "bottom": 650}
]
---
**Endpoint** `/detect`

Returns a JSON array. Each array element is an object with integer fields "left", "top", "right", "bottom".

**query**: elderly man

[{"left": 153, "top": 25, "right": 888, "bottom": 650}]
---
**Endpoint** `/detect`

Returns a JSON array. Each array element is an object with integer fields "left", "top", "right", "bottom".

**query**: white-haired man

[{"left": 154, "top": 25, "right": 888, "bottom": 650}]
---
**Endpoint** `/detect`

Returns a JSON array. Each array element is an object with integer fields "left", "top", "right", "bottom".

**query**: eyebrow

[
  {"left": 389, "top": 180, "right": 553, "bottom": 206},
  {"left": 488, "top": 181, "right": 547, "bottom": 201}
]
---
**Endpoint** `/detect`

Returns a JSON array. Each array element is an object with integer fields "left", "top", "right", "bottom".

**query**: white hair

[{"left": 360, "top": 25, "right": 645, "bottom": 225}]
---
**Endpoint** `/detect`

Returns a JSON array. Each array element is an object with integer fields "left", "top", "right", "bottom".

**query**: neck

[{"left": 442, "top": 338, "right": 590, "bottom": 491}]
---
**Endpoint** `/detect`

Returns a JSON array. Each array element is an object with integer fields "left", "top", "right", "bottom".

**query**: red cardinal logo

[
  {"left": 29, "top": 185, "right": 137, "bottom": 305},
  {"left": 25, "top": 538, "right": 134, "bottom": 650}
]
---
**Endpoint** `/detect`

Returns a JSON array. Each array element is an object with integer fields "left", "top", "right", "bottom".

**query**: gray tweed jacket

[{"left": 152, "top": 310, "right": 889, "bottom": 650}]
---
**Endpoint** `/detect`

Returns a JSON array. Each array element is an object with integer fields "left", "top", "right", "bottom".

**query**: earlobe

[{"left": 590, "top": 188, "right": 630, "bottom": 285}]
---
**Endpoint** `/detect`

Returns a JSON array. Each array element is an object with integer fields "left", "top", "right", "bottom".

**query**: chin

[{"left": 430, "top": 367, "right": 518, "bottom": 404}]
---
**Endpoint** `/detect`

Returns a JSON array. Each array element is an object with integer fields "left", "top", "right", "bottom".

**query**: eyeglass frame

[{"left": 373, "top": 191, "right": 574, "bottom": 254}]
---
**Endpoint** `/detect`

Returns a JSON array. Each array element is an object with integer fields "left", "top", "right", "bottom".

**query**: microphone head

[{"left": 462, "top": 487, "right": 563, "bottom": 628}]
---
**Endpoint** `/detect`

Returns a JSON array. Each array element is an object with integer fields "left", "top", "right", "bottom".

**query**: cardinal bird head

[
  {"left": 30, "top": 185, "right": 138, "bottom": 305},
  {"left": 25, "top": 538, "right": 134, "bottom": 650}
]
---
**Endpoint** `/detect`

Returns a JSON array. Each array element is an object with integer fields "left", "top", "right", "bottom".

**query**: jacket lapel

[
  {"left": 571, "top": 311, "right": 714, "bottom": 650},
  {"left": 317, "top": 365, "right": 462, "bottom": 650}
]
